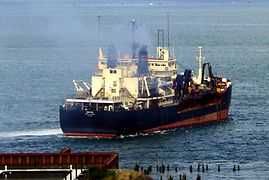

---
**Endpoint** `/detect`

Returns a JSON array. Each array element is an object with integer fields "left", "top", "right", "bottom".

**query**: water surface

[{"left": 0, "top": 1, "right": 268, "bottom": 179}]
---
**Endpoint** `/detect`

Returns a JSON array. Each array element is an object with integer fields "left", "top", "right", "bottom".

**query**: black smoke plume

[
  {"left": 137, "top": 45, "right": 149, "bottom": 76},
  {"left": 107, "top": 44, "right": 118, "bottom": 68}
]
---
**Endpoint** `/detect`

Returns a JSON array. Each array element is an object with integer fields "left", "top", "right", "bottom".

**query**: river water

[{"left": 0, "top": 0, "right": 269, "bottom": 179}]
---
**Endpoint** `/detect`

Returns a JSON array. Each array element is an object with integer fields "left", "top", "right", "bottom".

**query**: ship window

[
  {"left": 111, "top": 89, "right": 116, "bottom": 93},
  {"left": 110, "top": 70, "right": 117, "bottom": 74},
  {"left": 113, "top": 81, "right": 117, "bottom": 87}
]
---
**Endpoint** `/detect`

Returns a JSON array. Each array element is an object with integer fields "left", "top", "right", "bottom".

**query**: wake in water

[
  {"left": 0, "top": 128, "right": 62, "bottom": 138},
  {"left": 64, "top": 129, "right": 176, "bottom": 139},
  {"left": 118, "top": 129, "right": 179, "bottom": 139}
]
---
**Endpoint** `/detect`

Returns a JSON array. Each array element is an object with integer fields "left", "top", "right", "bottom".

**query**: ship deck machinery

[{"left": 60, "top": 46, "right": 232, "bottom": 138}]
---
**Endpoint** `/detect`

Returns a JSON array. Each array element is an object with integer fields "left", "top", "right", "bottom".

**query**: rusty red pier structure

[{"left": 0, "top": 148, "right": 118, "bottom": 179}]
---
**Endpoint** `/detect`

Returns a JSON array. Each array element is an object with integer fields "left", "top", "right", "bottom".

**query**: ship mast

[
  {"left": 97, "top": 16, "right": 106, "bottom": 72},
  {"left": 157, "top": 29, "right": 165, "bottom": 48},
  {"left": 167, "top": 14, "right": 170, "bottom": 57},
  {"left": 196, "top": 46, "right": 205, "bottom": 84},
  {"left": 97, "top": 15, "right": 101, "bottom": 43},
  {"left": 131, "top": 19, "right": 136, "bottom": 59},
  {"left": 97, "top": 15, "right": 102, "bottom": 56}
]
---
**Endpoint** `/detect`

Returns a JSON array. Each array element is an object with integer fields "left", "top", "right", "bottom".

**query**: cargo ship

[{"left": 59, "top": 31, "right": 232, "bottom": 138}]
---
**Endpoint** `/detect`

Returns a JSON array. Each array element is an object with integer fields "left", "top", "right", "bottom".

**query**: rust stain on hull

[{"left": 144, "top": 108, "right": 229, "bottom": 133}]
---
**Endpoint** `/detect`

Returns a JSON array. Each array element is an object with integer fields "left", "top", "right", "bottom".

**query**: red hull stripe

[
  {"left": 64, "top": 132, "right": 117, "bottom": 138},
  {"left": 144, "top": 108, "right": 229, "bottom": 133}
]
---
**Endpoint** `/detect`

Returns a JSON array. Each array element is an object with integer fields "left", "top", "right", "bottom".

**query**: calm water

[{"left": 0, "top": 0, "right": 269, "bottom": 179}]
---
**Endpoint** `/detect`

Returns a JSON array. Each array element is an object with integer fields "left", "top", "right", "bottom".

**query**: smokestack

[{"left": 137, "top": 45, "right": 149, "bottom": 76}]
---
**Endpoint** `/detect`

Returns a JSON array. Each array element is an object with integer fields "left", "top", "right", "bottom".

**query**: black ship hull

[{"left": 60, "top": 86, "right": 232, "bottom": 138}]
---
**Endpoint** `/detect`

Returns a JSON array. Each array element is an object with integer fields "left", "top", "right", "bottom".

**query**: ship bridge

[{"left": 64, "top": 98, "right": 123, "bottom": 112}]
